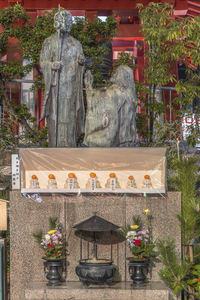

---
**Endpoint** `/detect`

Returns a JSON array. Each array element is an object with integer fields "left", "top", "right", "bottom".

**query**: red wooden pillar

[{"left": 85, "top": 10, "right": 98, "bottom": 21}]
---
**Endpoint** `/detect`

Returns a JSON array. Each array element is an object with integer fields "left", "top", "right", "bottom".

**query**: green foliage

[
  {"left": 169, "top": 156, "right": 200, "bottom": 244},
  {"left": 120, "top": 211, "right": 158, "bottom": 260},
  {"left": 32, "top": 217, "right": 65, "bottom": 259},
  {"left": 159, "top": 156, "right": 200, "bottom": 298},
  {"left": 158, "top": 238, "right": 200, "bottom": 298},
  {"left": 49, "top": 216, "right": 59, "bottom": 231},
  {"left": 187, "top": 264, "right": 200, "bottom": 298},
  {"left": 119, "top": 215, "right": 143, "bottom": 239},
  {"left": 132, "top": 215, "right": 142, "bottom": 228},
  {"left": 157, "top": 239, "right": 191, "bottom": 295},
  {"left": 137, "top": 2, "right": 176, "bottom": 141},
  {"left": 0, "top": 3, "right": 29, "bottom": 30},
  {"left": 136, "top": 2, "right": 200, "bottom": 144},
  {"left": 154, "top": 120, "right": 182, "bottom": 143},
  {"left": 44, "top": 243, "right": 64, "bottom": 259},
  {"left": 71, "top": 15, "right": 117, "bottom": 84},
  {"left": 32, "top": 229, "right": 43, "bottom": 245},
  {"left": 136, "top": 113, "right": 149, "bottom": 141},
  {"left": 113, "top": 52, "right": 135, "bottom": 69},
  {"left": 18, "top": 10, "right": 56, "bottom": 68}
]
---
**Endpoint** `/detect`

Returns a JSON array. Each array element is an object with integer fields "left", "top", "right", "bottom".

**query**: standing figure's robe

[{"left": 40, "top": 32, "right": 85, "bottom": 147}]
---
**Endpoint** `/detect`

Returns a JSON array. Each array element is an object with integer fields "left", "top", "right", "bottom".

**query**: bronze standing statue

[{"left": 40, "top": 9, "right": 85, "bottom": 147}]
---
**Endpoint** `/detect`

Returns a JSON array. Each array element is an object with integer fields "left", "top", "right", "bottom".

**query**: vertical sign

[{"left": 12, "top": 154, "right": 20, "bottom": 190}]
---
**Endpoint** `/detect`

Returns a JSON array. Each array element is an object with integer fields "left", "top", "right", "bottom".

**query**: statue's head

[
  {"left": 110, "top": 65, "right": 134, "bottom": 89},
  {"left": 54, "top": 10, "right": 73, "bottom": 33}
]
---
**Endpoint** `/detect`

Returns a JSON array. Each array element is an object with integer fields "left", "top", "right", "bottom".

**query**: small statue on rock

[{"left": 83, "top": 65, "right": 137, "bottom": 147}]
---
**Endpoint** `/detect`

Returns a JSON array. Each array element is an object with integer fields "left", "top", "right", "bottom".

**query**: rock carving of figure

[
  {"left": 83, "top": 65, "right": 137, "bottom": 147},
  {"left": 40, "top": 9, "right": 85, "bottom": 147}
]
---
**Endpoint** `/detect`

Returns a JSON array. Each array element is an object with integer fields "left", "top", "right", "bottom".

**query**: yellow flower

[
  {"left": 143, "top": 209, "right": 150, "bottom": 215},
  {"left": 130, "top": 225, "right": 139, "bottom": 229},
  {"left": 48, "top": 229, "right": 57, "bottom": 235}
]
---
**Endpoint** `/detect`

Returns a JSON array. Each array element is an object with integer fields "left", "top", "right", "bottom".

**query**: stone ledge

[{"left": 25, "top": 281, "right": 170, "bottom": 300}]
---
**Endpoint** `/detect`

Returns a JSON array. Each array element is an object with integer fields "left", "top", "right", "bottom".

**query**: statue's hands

[
  {"left": 84, "top": 70, "right": 93, "bottom": 90},
  {"left": 51, "top": 61, "right": 62, "bottom": 71},
  {"left": 78, "top": 54, "right": 85, "bottom": 65}
]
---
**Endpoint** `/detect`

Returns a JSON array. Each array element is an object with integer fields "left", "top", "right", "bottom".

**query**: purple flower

[
  {"left": 56, "top": 232, "right": 62, "bottom": 239},
  {"left": 56, "top": 223, "right": 62, "bottom": 231}
]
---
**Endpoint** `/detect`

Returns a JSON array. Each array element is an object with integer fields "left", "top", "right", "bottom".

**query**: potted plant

[
  {"left": 33, "top": 217, "right": 66, "bottom": 286},
  {"left": 120, "top": 209, "right": 158, "bottom": 285}
]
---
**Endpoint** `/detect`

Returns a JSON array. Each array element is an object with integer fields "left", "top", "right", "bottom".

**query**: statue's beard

[{"left": 54, "top": 23, "right": 71, "bottom": 34}]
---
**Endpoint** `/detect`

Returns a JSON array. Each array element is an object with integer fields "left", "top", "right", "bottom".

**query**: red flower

[
  {"left": 134, "top": 240, "right": 141, "bottom": 246},
  {"left": 48, "top": 244, "right": 55, "bottom": 248},
  {"left": 138, "top": 257, "right": 143, "bottom": 260}
]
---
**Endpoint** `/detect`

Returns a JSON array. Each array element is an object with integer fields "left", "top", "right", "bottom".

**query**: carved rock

[{"left": 84, "top": 65, "right": 137, "bottom": 147}]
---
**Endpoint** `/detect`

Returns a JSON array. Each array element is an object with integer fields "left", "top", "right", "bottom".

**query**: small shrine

[
  {"left": 18, "top": 147, "right": 167, "bottom": 195},
  {"left": 9, "top": 146, "right": 181, "bottom": 300}
]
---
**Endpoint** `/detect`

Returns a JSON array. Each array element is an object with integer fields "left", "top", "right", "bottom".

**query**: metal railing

[
  {"left": 144, "top": 85, "right": 177, "bottom": 123},
  {"left": 6, "top": 79, "right": 178, "bottom": 124},
  {"left": 7, "top": 79, "right": 39, "bottom": 126},
  {"left": 159, "top": 86, "right": 176, "bottom": 123}
]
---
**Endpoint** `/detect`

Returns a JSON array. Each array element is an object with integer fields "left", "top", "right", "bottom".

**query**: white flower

[
  {"left": 44, "top": 234, "right": 51, "bottom": 241},
  {"left": 126, "top": 231, "right": 137, "bottom": 240}
]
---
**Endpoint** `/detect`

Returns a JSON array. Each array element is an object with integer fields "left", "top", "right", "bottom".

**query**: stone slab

[
  {"left": 10, "top": 191, "right": 181, "bottom": 300},
  {"left": 25, "top": 281, "right": 170, "bottom": 300}
]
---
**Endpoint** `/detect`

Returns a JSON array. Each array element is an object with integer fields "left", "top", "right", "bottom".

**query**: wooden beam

[
  {"left": 188, "top": 0, "right": 200, "bottom": 8},
  {"left": 23, "top": 0, "right": 150, "bottom": 10},
  {"left": 188, "top": 3, "right": 200, "bottom": 13},
  {"left": 174, "top": 0, "right": 188, "bottom": 16},
  {"left": 187, "top": 9, "right": 200, "bottom": 16},
  {"left": 115, "top": 24, "right": 144, "bottom": 39}
]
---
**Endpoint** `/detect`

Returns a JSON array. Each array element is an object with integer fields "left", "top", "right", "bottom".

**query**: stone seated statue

[{"left": 83, "top": 65, "right": 137, "bottom": 147}]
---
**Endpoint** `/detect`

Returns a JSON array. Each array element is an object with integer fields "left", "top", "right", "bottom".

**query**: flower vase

[
  {"left": 43, "top": 258, "right": 64, "bottom": 286},
  {"left": 128, "top": 259, "right": 149, "bottom": 286}
]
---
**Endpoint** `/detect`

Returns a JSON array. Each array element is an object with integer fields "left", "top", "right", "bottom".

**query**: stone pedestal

[
  {"left": 25, "top": 281, "right": 170, "bottom": 300},
  {"left": 10, "top": 191, "right": 181, "bottom": 300}
]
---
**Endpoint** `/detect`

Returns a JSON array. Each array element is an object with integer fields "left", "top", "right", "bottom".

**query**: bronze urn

[{"left": 73, "top": 214, "right": 120, "bottom": 287}]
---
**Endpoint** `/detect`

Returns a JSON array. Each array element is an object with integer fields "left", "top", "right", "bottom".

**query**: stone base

[
  {"left": 10, "top": 191, "right": 181, "bottom": 300},
  {"left": 25, "top": 281, "right": 170, "bottom": 300}
]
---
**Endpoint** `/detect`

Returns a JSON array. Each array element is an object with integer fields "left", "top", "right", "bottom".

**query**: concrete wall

[{"left": 10, "top": 191, "right": 181, "bottom": 300}]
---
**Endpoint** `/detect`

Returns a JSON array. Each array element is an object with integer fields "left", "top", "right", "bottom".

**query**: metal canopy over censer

[
  {"left": 73, "top": 214, "right": 120, "bottom": 287},
  {"left": 74, "top": 214, "right": 119, "bottom": 232}
]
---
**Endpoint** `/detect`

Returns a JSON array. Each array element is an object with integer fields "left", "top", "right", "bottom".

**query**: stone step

[{"left": 25, "top": 281, "right": 170, "bottom": 300}]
